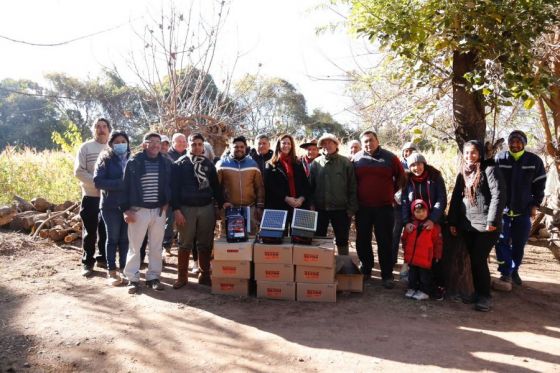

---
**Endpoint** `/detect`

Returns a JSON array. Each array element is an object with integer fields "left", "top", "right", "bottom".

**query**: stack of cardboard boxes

[
  {"left": 211, "top": 238, "right": 253, "bottom": 297},
  {"left": 254, "top": 241, "right": 296, "bottom": 300},
  {"left": 293, "top": 238, "right": 337, "bottom": 302}
]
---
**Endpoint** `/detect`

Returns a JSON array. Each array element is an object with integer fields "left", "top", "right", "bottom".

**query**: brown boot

[
  {"left": 197, "top": 250, "right": 212, "bottom": 286},
  {"left": 173, "top": 249, "right": 190, "bottom": 289}
]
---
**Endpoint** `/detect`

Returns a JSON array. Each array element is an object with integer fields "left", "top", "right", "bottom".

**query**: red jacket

[{"left": 401, "top": 221, "right": 443, "bottom": 269}]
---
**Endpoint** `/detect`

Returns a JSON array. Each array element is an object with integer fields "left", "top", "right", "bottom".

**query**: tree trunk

[
  {"left": 452, "top": 50, "right": 486, "bottom": 149},
  {"left": 444, "top": 50, "right": 487, "bottom": 296}
]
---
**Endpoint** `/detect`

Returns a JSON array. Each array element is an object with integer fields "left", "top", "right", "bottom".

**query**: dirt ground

[{"left": 1, "top": 230, "right": 559, "bottom": 373}]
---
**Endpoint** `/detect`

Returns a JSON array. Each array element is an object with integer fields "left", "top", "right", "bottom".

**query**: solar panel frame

[
  {"left": 260, "top": 209, "right": 288, "bottom": 231},
  {"left": 291, "top": 209, "right": 318, "bottom": 232}
]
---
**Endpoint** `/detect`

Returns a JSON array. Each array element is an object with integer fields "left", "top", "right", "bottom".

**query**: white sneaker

[
  {"left": 404, "top": 289, "right": 416, "bottom": 299},
  {"left": 412, "top": 290, "right": 430, "bottom": 301},
  {"left": 190, "top": 262, "right": 200, "bottom": 274}
]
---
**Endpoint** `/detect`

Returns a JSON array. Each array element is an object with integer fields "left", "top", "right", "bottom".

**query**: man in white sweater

[{"left": 74, "top": 118, "right": 111, "bottom": 277}]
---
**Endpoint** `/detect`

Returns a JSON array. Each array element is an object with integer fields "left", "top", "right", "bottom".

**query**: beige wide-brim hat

[
  {"left": 317, "top": 133, "right": 340, "bottom": 148},
  {"left": 300, "top": 138, "right": 318, "bottom": 149}
]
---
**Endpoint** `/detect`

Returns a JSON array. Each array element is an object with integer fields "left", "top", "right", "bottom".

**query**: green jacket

[{"left": 309, "top": 151, "right": 358, "bottom": 214}]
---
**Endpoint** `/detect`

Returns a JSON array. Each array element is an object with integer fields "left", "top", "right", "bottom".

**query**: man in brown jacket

[{"left": 216, "top": 136, "right": 265, "bottom": 234}]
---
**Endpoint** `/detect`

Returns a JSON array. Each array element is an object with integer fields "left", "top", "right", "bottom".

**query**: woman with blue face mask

[{"left": 94, "top": 131, "right": 131, "bottom": 286}]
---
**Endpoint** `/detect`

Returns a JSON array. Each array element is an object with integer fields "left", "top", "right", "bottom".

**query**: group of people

[{"left": 75, "top": 118, "right": 546, "bottom": 311}]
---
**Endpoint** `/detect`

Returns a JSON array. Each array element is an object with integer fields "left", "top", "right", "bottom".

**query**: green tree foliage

[
  {"left": 234, "top": 74, "right": 309, "bottom": 137},
  {"left": 305, "top": 108, "right": 348, "bottom": 139},
  {"left": 343, "top": 0, "right": 559, "bottom": 146},
  {"left": 0, "top": 79, "right": 66, "bottom": 150},
  {"left": 45, "top": 70, "right": 154, "bottom": 141}
]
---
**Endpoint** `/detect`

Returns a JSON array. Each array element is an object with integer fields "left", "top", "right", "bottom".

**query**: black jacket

[
  {"left": 249, "top": 148, "right": 273, "bottom": 175},
  {"left": 264, "top": 160, "right": 310, "bottom": 211},
  {"left": 171, "top": 154, "right": 223, "bottom": 209},
  {"left": 119, "top": 152, "right": 172, "bottom": 212},
  {"left": 448, "top": 160, "right": 506, "bottom": 232}
]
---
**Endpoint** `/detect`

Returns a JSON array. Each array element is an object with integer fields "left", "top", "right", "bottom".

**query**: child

[{"left": 401, "top": 199, "right": 443, "bottom": 300}]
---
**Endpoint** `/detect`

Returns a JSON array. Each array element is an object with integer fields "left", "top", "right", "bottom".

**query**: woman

[
  {"left": 401, "top": 152, "right": 447, "bottom": 299},
  {"left": 93, "top": 131, "right": 131, "bottom": 286},
  {"left": 264, "top": 134, "right": 310, "bottom": 229},
  {"left": 448, "top": 140, "right": 506, "bottom": 312}
]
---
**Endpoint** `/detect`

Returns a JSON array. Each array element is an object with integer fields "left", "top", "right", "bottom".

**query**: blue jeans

[
  {"left": 101, "top": 208, "right": 129, "bottom": 271},
  {"left": 495, "top": 214, "right": 531, "bottom": 276}
]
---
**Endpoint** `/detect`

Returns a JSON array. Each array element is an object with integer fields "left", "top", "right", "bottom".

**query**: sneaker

[
  {"left": 127, "top": 281, "right": 140, "bottom": 294},
  {"left": 146, "top": 279, "right": 164, "bottom": 291},
  {"left": 81, "top": 265, "right": 93, "bottom": 277},
  {"left": 462, "top": 293, "right": 478, "bottom": 304},
  {"left": 511, "top": 271, "right": 522, "bottom": 286},
  {"left": 492, "top": 276, "right": 512, "bottom": 292},
  {"left": 475, "top": 296, "right": 492, "bottom": 312},
  {"left": 190, "top": 262, "right": 200, "bottom": 275},
  {"left": 412, "top": 290, "right": 430, "bottom": 301},
  {"left": 404, "top": 289, "right": 416, "bottom": 299},
  {"left": 382, "top": 279, "right": 395, "bottom": 289},
  {"left": 431, "top": 286, "right": 445, "bottom": 301},
  {"left": 107, "top": 270, "right": 123, "bottom": 286}
]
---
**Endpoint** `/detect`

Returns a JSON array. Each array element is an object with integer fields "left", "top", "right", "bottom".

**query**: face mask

[{"left": 113, "top": 143, "right": 128, "bottom": 155}]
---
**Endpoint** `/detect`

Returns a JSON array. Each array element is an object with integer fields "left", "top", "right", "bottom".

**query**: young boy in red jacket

[{"left": 401, "top": 199, "right": 443, "bottom": 300}]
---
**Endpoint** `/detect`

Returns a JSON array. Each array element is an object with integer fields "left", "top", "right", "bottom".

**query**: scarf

[
  {"left": 462, "top": 162, "right": 481, "bottom": 206},
  {"left": 280, "top": 153, "right": 296, "bottom": 198},
  {"left": 410, "top": 170, "right": 428, "bottom": 184},
  {"left": 509, "top": 149, "right": 525, "bottom": 161},
  {"left": 410, "top": 171, "right": 431, "bottom": 209},
  {"left": 302, "top": 156, "right": 313, "bottom": 177},
  {"left": 189, "top": 153, "right": 209, "bottom": 190}
]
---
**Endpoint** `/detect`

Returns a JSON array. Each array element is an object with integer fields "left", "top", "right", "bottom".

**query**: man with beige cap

[{"left": 309, "top": 133, "right": 358, "bottom": 255}]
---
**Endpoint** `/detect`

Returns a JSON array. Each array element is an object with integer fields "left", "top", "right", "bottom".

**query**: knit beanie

[
  {"left": 406, "top": 152, "right": 427, "bottom": 166},
  {"left": 508, "top": 130, "right": 527, "bottom": 146}
]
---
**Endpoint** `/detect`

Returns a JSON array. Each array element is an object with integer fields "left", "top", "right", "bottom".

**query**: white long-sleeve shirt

[{"left": 74, "top": 139, "right": 108, "bottom": 197}]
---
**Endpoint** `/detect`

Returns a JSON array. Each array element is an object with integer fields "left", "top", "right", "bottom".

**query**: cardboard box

[
  {"left": 213, "top": 238, "right": 253, "bottom": 261},
  {"left": 253, "top": 242, "right": 293, "bottom": 264},
  {"left": 335, "top": 255, "right": 364, "bottom": 292},
  {"left": 292, "top": 240, "right": 335, "bottom": 268},
  {"left": 211, "top": 277, "right": 249, "bottom": 296},
  {"left": 257, "top": 281, "right": 296, "bottom": 301},
  {"left": 254, "top": 263, "right": 294, "bottom": 282},
  {"left": 296, "top": 282, "right": 337, "bottom": 303},
  {"left": 211, "top": 260, "right": 251, "bottom": 279},
  {"left": 296, "top": 265, "right": 336, "bottom": 283}
]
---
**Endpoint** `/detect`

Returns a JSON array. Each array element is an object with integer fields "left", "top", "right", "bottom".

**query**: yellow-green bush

[{"left": 0, "top": 147, "right": 80, "bottom": 205}]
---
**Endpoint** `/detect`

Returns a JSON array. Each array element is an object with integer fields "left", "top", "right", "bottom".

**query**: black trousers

[
  {"left": 315, "top": 209, "right": 351, "bottom": 247},
  {"left": 463, "top": 230, "right": 500, "bottom": 298},
  {"left": 79, "top": 196, "right": 106, "bottom": 267},
  {"left": 356, "top": 205, "right": 394, "bottom": 280},
  {"left": 408, "top": 265, "right": 433, "bottom": 294}
]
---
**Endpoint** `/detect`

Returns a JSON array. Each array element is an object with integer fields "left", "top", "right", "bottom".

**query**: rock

[
  {"left": 54, "top": 201, "right": 75, "bottom": 212},
  {"left": 0, "top": 204, "right": 17, "bottom": 226}
]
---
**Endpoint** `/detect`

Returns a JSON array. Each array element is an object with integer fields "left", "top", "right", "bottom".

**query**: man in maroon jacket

[{"left": 353, "top": 130, "right": 405, "bottom": 288}]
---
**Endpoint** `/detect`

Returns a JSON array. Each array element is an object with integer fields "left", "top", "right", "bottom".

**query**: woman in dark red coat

[{"left": 264, "top": 134, "right": 310, "bottom": 226}]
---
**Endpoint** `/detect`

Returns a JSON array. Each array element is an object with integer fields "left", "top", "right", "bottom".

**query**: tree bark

[{"left": 452, "top": 50, "right": 486, "bottom": 150}]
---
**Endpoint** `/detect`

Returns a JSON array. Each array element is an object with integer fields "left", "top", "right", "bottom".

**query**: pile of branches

[{"left": 0, "top": 195, "right": 81, "bottom": 243}]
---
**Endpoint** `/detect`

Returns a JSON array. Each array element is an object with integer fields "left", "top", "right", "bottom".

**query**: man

[
  {"left": 299, "top": 138, "right": 318, "bottom": 177},
  {"left": 494, "top": 130, "right": 546, "bottom": 289},
  {"left": 400, "top": 141, "right": 417, "bottom": 170},
  {"left": 160, "top": 135, "right": 171, "bottom": 154},
  {"left": 309, "top": 133, "right": 358, "bottom": 256},
  {"left": 168, "top": 133, "right": 187, "bottom": 161},
  {"left": 121, "top": 132, "right": 172, "bottom": 294},
  {"left": 217, "top": 135, "right": 265, "bottom": 233},
  {"left": 348, "top": 140, "right": 362, "bottom": 159},
  {"left": 171, "top": 133, "right": 223, "bottom": 288},
  {"left": 353, "top": 130, "right": 405, "bottom": 288},
  {"left": 74, "top": 118, "right": 110, "bottom": 277},
  {"left": 249, "top": 134, "right": 273, "bottom": 175},
  {"left": 162, "top": 133, "right": 187, "bottom": 254}
]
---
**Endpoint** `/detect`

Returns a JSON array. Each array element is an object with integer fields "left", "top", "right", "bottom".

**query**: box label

[
  {"left": 264, "top": 251, "right": 279, "bottom": 260},
  {"left": 227, "top": 249, "right": 240, "bottom": 253},
  {"left": 304, "top": 254, "right": 319, "bottom": 262},
  {"left": 266, "top": 287, "right": 282, "bottom": 297},
  {"left": 304, "top": 270, "right": 319, "bottom": 279},
  {"left": 220, "top": 283, "right": 234, "bottom": 291},
  {"left": 306, "top": 289, "right": 322, "bottom": 298},
  {"left": 265, "top": 270, "right": 280, "bottom": 279},
  {"left": 222, "top": 266, "right": 237, "bottom": 275}
]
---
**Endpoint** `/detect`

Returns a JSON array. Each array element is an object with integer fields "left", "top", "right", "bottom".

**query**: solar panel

[
  {"left": 260, "top": 209, "right": 288, "bottom": 231},
  {"left": 291, "top": 209, "right": 318, "bottom": 232}
]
